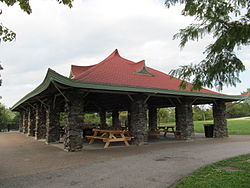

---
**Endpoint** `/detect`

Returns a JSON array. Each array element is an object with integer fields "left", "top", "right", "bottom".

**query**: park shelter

[{"left": 11, "top": 50, "right": 248, "bottom": 151}]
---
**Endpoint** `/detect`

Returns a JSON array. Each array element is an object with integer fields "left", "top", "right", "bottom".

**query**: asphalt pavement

[{"left": 1, "top": 132, "right": 250, "bottom": 188}]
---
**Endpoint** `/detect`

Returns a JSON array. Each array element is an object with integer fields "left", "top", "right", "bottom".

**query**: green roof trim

[{"left": 11, "top": 68, "right": 248, "bottom": 110}]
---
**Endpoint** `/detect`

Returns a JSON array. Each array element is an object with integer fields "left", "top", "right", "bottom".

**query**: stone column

[
  {"left": 99, "top": 109, "right": 106, "bottom": 127},
  {"left": 112, "top": 110, "right": 120, "bottom": 127},
  {"left": 19, "top": 111, "right": 24, "bottom": 132},
  {"left": 148, "top": 107, "right": 157, "bottom": 130},
  {"left": 213, "top": 100, "right": 228, "bottom": 138},
  {"left": 64, "top": 91, "right": 84, "bottom": 152},
  {"left": 46, "top": 99, "right": 60, "bottom": 143},
  {"left": 127, "top": 109, "right": 131, "bottom": 131},
  {"left": 35, "top": 104, "right": 47, "bottom": 140},
  {"left": 23, "top": 111, "right": 28, "bottom": 134},
  {"left": 175, "top": 97, "right": 194, "bottom": 139},
  {"left": 130, "top": 95, "right": 148, "bottom": 145},
  {"left": 27, "top": 107, "right": 36, "bottom": 136}
]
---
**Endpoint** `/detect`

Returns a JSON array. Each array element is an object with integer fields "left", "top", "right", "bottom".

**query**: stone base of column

[
  {"left": 213, "top": 101, "right": 228, "bottom": 138},
  {"left": 148, "top": 107, "right": 158, "bottom": 139},
  {"left": 46, "top": 101, "right": 60, "bottom": 144},
  {"left": 64, "top": 130, "right": 83, "bottom": 152},
  {"left": 27, "top": 108, "right": 36, "bottom": 137},
  {"left": 23, "top": 111, "right": 28, "bottom": 134},
  {"left": 176, "top": 98, "right": 194, "bottom": 140},
  {"left": 64, "top": 91, "right": 84, "bottom": 152},
  {"left": 19, "top": 112, "right": 24, "bottom": 133},
  {"left": 130, "top": 95, "right": 148, "bottom": 145},
  {"left": 35, "top": 105, "right": 47, "bottom": 140}
]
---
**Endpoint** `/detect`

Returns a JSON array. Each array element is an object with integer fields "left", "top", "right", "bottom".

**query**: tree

[
  {"left": 0, "top": 0, "right": 73, "bottom": 90},
  {"left": 226, "top": 88, "right": 250, "bottom": 118},
  {"left": 242, "top": 88, "right": 250, "bottom": 104},
  {"left": 0, "top": 64, "right": 2, "bottom": 87},
  {"left": 165, "top": 0, "right": 250, "bottom": 90},
  {"left": 1, "top": 0, "right": 73, "bottom": 43}
]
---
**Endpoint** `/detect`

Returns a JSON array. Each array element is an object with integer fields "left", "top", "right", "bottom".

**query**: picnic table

[
  {"left": 158, "top": 126, "right": 181, "bottom": 137},
  {"left": 85, "top": 128, "right": 132, "bottom": 148}
]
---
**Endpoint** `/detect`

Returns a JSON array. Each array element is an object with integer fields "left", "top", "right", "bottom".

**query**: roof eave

[{"left": 11, "top": 69, "right": 247, "bottom": 111}]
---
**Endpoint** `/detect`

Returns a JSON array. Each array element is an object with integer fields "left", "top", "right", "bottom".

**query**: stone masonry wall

[
  {"left": 112, "top": 110, "right": 120, "bottom": 127},
  {"left": 130, "top": 95, "right": 148, "bottom": 145},
  {"left": 28, "top": 107, "right": 36, "bottom": 137},
  {"left": 35, "top": 104, "right": 47, "bottom": 140},
  {"left": 46, "top": 99, "right": 60, "bottom": 143},
  {"left": 175, "top": 97, "right": 194, "bottom": 139},
  {"left": 213, "top": 100, "right": 228, "bottom": 138},
  {"left": 148, "top": 107, "right": 157, "bottom": 130},
  {"left": 99, "top": 109, "right": 106, "bottom": 128},
  {"left": 19, "top": 111, "right": 23, "bottom": 132},
  {"left": 64, "top": 91, "right": 84, "bottom": 152},
  {"left": 23, "top": 111, "right": 28, "bottom": 134}
]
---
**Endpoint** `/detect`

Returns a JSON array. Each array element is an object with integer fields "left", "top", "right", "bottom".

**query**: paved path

[{"left": 1, "top": 132, "right": 250, "bottom": 188}]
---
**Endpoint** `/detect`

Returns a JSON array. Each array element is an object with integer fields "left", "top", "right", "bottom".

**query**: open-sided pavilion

[{"left": 11, "top": 50, "right": 248, "bottom": 151}]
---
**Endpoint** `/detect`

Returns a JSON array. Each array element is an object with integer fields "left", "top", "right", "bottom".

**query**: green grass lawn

[
  {"left": 159, "top": 119, "right": 250, "bottom": 135},
  {"left": 171, "top": 154, "right": 250, "bottom": 188},
  {"left": 194, "top": 119, "right": 250, "bottom": 135}
]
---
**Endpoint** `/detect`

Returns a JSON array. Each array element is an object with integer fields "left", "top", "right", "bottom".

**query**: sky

[{"left": 0, "top": 0, "right": 250, "bottom": 108}]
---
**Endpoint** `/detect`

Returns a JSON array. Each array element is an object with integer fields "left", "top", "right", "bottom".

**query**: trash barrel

[{"left": 204, "top": 124, "right": 214, "bottom": 138}]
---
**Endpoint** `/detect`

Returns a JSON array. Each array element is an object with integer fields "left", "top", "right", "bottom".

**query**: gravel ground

[{"left": 1, "top": 132, "right": 250, "bottom": 188}]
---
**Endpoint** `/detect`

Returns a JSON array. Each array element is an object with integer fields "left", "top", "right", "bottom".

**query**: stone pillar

[
  {"left": 175, "top": 98, "right": 194, "bottom": 139},
  {"left": 99, "top": 109, "right": 106, "bottom": 127},
  {"left": 35, "top": 104, "right": 47, "bottom": 140},
  {"left": 148, "top": 107, "right": 157, "bottom": 130},
  {"left": 130, "top": 95, "right": 148, "bottom": 145},
  {"left": 46, "top": 99, "right": 60, "bottom": 143},
  {"left": 127, "top": 109, "right": 131, "bottom": 131},
  {"left": 112, "top": 110, "right": 120, "bottom": 127},
  {"left": 19, "top": 111, "right": 24, "bottom": 132},
  {"left": 64, "top": 91, "right": 84, "bottom": 152},
  {"left": 23, "top": 111, "right": 28, "bottom": 134},
  {"left": 213, "top": 100, "right": 228, "bottom": 138},
  {"left": 27, "top": 107, "right": 36, "bottom": 136}
]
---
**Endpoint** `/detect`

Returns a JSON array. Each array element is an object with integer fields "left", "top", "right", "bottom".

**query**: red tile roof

[{"left": 71, "top": 49, "right": 221, "bottom": 95}]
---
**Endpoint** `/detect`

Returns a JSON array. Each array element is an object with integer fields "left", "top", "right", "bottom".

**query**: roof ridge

[
  {"left": 73, "top": 49, "right": 121, "bottom": 80},
  {"left": 73, "top": 49, "right": 138, "bottom": 80},
  {"left": 70, "top": 64, "right": 97, "bottom": 78}
]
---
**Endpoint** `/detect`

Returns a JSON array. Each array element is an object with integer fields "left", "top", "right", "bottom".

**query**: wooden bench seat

[
  {"left": 85, "top": 136, "right": 107, "bottom": 140},
  {"left": 86, "top": 136, "right": 132, "bottom": 142},
  {"left": 163, "top": 130, "right": 181, "bottom": 137},
  {"left": 85, "top": 129, "right": 133, "bottom": 148}
]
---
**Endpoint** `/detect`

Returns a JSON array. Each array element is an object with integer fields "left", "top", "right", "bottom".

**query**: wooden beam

[
  {"left": 52, "top": 81, "right": 69, "bottom": 102},
  {"left": 37, "top": 98, "right": 49, "bottom": 109},
  {"left": 168, "top": 98, "right": 176, "bottom": 106},
  {"left": 127, "top": 94, "right": 134, "bottom": 102},
  {"left": 27, "top": 102, "right": 36, "bottom": 110},
  {"left": 144, "top": 95, "right": 151, "bottom": 104}
]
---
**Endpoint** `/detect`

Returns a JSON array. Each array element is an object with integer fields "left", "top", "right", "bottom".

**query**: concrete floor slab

[{"left": 1, "top": 132, "right": 250, "bottom": 188}]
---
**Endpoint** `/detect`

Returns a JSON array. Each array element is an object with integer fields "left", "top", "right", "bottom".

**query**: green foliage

[
  {"left": 0, "top": 24, "right": 16, "bottom": 43},
  {"left": 226, "top": 102, "right": 250, "bottom": 118},
  {"left": 84, "top": 113, "right": 100, "bottom": 125},
  {"left": 166, "top": 0, "right": 250, "bottom": 90},
  {"left": 171, "top": 154, "right": 250, "bottom": 188},
  {"left": 157, "top": 108, "right": 175, "bottom": 124},
  {"left": 0, "top": 103, "right": 19, "bottom": 130},
  {"left": 0, "top": 0, "right": 73, "bottom": 43},
  {"left": 193, "top": 105, "right": 213, "bottom": 121}
]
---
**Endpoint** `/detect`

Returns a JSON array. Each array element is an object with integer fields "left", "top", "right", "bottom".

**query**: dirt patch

[
  {"left": 246, "top": 159, "right": 250, "bottom": 163},
  {"left": 217, "top": 166, "right": 244, "bottom": 171}
]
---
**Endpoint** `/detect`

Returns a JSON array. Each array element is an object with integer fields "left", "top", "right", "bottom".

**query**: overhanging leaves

[{"left": 166, "top": 0, "right": 250, "bottom": 90}]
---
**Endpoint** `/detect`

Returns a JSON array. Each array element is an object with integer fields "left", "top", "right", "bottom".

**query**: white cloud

[{"left": 0, "top": 0, "right": 249, "bottom": 107}]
